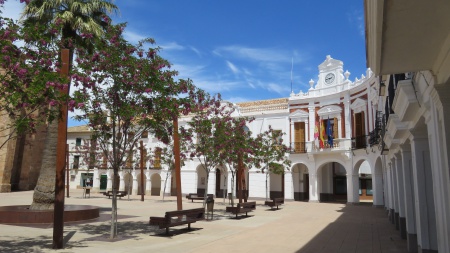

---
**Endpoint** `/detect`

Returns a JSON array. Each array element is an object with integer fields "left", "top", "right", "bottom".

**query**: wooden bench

[
  {"left": 149, "top": 208, "right": 205, "bottom": 235},
  {"left": 225, "top": 201, "right": 256, "bottom": 218},
  {"left": 185, "top": 193, "right": 213, "bottom": 202},
  {"left": 265, "top": 198, "right": 284, "bottom": 210},
  {"left": 103, "top": 190, "right": 127, "bottom": 199}
]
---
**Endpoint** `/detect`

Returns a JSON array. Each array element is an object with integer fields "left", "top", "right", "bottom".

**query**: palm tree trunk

[{"left": 30, "top": 120, "right": 58, "bottom": 210}]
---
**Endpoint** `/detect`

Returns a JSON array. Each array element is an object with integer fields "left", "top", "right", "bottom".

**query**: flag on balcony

[
  {"left": 314, "top": 121, "right": 319, "bottom": 149},
  {"left": 327, "top": 117, "right": 333, "bottom": 147},
  {"left": 314, "top": 122, "right": 319, "bottom": 139},
  {"left": 320, "top": 120, "right": 325, "bottom": 148}
]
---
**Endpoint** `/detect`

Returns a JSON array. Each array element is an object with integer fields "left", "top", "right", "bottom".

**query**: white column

[
  {"left": 119, "top": 171, "right": 125, "bottom": 191},
  {"left": 395, "top": 153, "right": 406, "bottom": 239},
  {"left": 290, "top": 120, "right": 295, "bottom": 149},
  {"left": 344, "top": 92, "right": 351, "bottom": 139},
  {"left": 308, "top": 104, "right": 315, "bottom": 141},
  {"left": 106, "top": 169, "right": 113, "bottom": 191},
  {"left": 391, "top": 159, "right": 400, "bottom": 229},
  {"left": 346, "top": 172, "right": 359, "bottom": 204},
  {"left": 309, "top": 173, "right": 319, "bottom": 202},
  {"left": 92, "top": 167, "right": 100, "bottom": 191},
  {"left": 284, "top": 171, "right": 293, "bottom": 200},
  {"left": 208, "top": 170, "right": 215, "bottom": 195},
  {"left": 145, "top": 170, "right": 151, "bottom": 195},
  {"left": 337, "top": 116, "right": 342, "bottom": 139},
  {"left": 372, "top": 159, "right": 384, "bottom": 207},
  {"left": 368, "top": 88, "right": 374, "bottom": 132},
  {"left": 305, "top": 120, "right": 309, "bottom": 144},
  {"left": 410, "top": 133, "right": 438, "bottom": 251},
  {"left": 400, "top": 144, "right": 418, "bottom": 252},
  {"left": 132, "top": 171, "right": 138, "bottom": 195},
  {"left": 383, "top": 163, "right": 390, "bottom": 210},
  {"left": 363, "top": 107, "right": 369, "bottom": 136},
  {"left": 426, "top": 87, "right": 450, "bottom": 253}
]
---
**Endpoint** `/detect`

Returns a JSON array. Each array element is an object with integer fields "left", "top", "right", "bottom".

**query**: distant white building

[{"left": 67, "top": 55, "right": 382, "bottom": 205}]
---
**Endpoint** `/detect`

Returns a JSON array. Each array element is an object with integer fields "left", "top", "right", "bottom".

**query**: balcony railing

[
  {"left": 290, "top": 142, "right": 306, "bottom": 153},
  {"left": 352, "top": 135, "right": 368, "bottom": 150},
  {"left": 290, "top": 139, "right": 351, "bottom": 154}
]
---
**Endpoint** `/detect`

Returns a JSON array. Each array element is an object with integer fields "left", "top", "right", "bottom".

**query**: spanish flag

[{"left": 320, "top": 120, "right": 325, "bottom": 148}]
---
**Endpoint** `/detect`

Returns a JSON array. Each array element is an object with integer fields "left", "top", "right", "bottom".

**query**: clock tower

[{"left": 316, "top": 55, "right": 345, "bottom": 89}]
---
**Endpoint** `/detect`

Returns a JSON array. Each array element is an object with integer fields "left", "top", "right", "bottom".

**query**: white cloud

[
  {"left": 347, "top": 9, "right": 365, "bottom": 38},
  {"left": 189, "top": 46, "right": 202, "bottom": 57},
  {"left": 124, "top": 30, "right": 147, "bottom": 44},
  {"left": 224, "top": 96, "right": 252, "bottom": 103},
  {"left": 267, "top": 83, "right": 291, "bottom": 95},
  {"left": 213, "top": 45, "right": 292, "bottom": 63},
  {"left": 160, "top": 42, "right": 185, "bottom": 51},
  {"left": 226, "top": 60, "right": 240, "bottom": 74}
]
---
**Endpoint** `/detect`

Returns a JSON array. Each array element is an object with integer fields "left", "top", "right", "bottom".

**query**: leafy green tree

[
  {"left": 180, "top": 96, "right": 235, "bottom": 207},
  {"left": 71, "top": 23, "right": 206, "bottom": 238},
  {"left": 217, "top": 115, "right": 255, "bottom": 206},
  {"left": 0, "top": 13, "right": 69, "bottom": 150},
  {"left": 254, "top": 126, "right": 291, "bottom": 200}
]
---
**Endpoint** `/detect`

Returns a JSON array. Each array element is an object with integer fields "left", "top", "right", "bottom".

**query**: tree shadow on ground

[{"left": 0, "top": 234, "right": 87, "bottom": 253}]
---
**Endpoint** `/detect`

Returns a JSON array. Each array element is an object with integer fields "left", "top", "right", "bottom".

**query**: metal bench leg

[
  {"left": 188, "top": 223, "right": 191, "bottom": 230},
  {"left": 166, "top": 227, "right": 169, "bottom": 235}
]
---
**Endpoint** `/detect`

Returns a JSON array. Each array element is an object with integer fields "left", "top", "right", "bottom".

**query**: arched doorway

[
  {"left": 215, "top": 168, "right": 227, "bottom": 198},
  {"left": 196, "top": 166, "right": 207, "bottom": 196},
  {"left": 137, "top": 172, "right": 147, "bottom": 195},
  {"left": 317, "top": 162, "right": 347, "bottom": 202},
  {"left": 292, "top": 163, "right": 309, "bottom": 201},
  {"left": 354, "top": 160, "right": 373, "bottom": 203},
  {"left": 124, "top": 172, "right": 133, "bottom": 194},
  {"left": 150, "top": 173, "right": 161, "bottom": 196}
]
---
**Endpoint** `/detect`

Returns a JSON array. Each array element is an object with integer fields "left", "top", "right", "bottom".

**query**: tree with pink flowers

[{"left": 71, "top": 22, "right": 208, "bottom": 238}]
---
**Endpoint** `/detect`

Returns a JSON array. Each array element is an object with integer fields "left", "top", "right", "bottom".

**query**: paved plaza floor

[{"left": 0, "top": 190, "right": 407, "bottom": 253}]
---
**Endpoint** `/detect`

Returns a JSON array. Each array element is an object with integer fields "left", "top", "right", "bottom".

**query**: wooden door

[{"left": 294, "top": 122, "right": 305, "bottom": 153}]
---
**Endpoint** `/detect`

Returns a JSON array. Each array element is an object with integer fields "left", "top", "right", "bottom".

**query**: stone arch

[
  {"left": 150, "top": 173, "right": 161, "bottom": 196},
  {"left": 291, "top": 163, "right": 310, "bottom": 201},
  {"left": 215, "top": 166, "right": 228, "bottom": 199},
  {"left": 123, "top": 172, "right": 133, "bottom": 194},
  {"left": 196, "top": 165, "right": 207, "bottom": 196},
  {"left": 317, "top": 161, "right": 347, "bottom": 202},
  {"left": 353, "top": 159, "right": 373, "bottom": 203}
]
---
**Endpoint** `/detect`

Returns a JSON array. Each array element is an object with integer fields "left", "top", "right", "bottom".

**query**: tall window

[
  {"left": 73, "top": 156, "right": 80, "bottom": 169},
  {"left": 154, "top": 147, "right": 161, "bottom": 169},
  {"left": 354, "top": 112, "right": 366, "bottom": 148},
  {"left": 294, "top": 122, "right": 305, "bottom": 153},
  {"left": 75, "top": 138, "right": 82, "bottom": 146}
]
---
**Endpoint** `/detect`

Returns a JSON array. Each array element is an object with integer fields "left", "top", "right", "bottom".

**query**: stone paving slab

[{"left": 0, "top": 190, "right": 407, "bottom": 253}]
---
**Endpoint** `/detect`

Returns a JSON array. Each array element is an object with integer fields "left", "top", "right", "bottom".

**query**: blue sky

[{"left": 2, "top": 0, "right": 367, "bottom": 125}]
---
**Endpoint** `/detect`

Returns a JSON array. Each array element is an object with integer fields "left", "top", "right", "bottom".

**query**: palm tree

[{"left": 21, "top": 0, "right": 118, "bottom": 210}]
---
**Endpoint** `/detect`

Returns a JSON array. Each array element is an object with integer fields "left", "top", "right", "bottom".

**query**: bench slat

[{"left": 149, "top": 208, "right": 205, "bottom": 235}]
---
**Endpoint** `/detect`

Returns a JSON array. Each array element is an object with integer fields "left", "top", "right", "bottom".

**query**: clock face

[{"left": 325, "top": 73, "right": 335, "bottom": 84}]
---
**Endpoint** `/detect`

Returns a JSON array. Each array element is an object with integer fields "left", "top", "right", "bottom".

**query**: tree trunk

[
  {"left": 202, "top": 172, "right": 209, "bottom": 208},
  {"left": 110, "top": 169, "right": 118, "bottom": 239},
  {"left": 29, "top": 121, "right": 58, "bottom": 210},
  {"left": 162, "top": 169, "right": 171, "bottom": 201}
]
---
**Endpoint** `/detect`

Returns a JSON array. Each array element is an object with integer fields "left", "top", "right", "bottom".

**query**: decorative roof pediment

[
  {"left": 350, "top": 98, "right": 367, "bottom": 113},
  {"left": 290, "top": 109, "right": 309, "bottom": 118},
  {"left": 319, "top": 55, "right": 343, "bottom": 71},
  {"left": 317, "top": 105, "right": 342, "bottom": 117}
]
